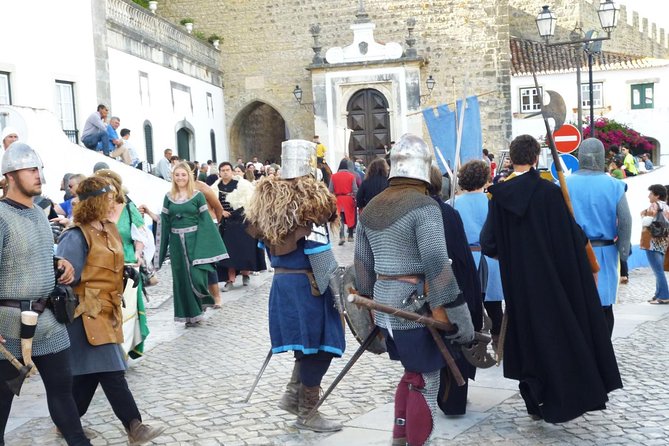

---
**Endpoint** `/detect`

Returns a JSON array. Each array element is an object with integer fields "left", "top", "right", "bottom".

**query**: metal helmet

[
  {"left": 578, "top": 138, "right": 605, "bottom": 172},
  {"left": 1, "top": 142, "right": 46, "bottom": 184},
  {"left": 388, "top": 133, "right": 432, "bottom": 183},
  {"left": 281, "top": 139, "right": 317, "bottom": 179}
]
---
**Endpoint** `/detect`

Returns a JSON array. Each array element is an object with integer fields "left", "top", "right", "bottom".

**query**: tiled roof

[{"left": 510, "top": 37, "right": 669, "bottom": 76}]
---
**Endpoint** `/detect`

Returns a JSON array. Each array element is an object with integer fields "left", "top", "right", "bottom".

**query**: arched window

[
  {"left": 144, "top": 120, "right": 154, "bottom": 164},
  {"left": 210, "top": 129, "right": 216, "bottom": 163}
]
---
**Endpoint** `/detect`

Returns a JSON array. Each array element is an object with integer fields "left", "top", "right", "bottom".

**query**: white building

[
  {"left": 0, "top": 0, "right": 228, "bottom": 169},
  {"left": 510, "top": 37, "right": 669, "bottom": 165}
]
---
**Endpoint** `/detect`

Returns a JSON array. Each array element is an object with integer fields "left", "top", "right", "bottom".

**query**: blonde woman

[{"left": 156, "top": 162, "right": 228, "bottom": 326}]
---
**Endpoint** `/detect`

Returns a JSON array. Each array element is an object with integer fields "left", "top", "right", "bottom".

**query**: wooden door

[{"left": 347, "top": 89, "right": 390, "bottom": 165}]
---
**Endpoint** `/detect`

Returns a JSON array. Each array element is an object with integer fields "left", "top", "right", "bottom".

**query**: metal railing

[{"left": 63, "top": 129, "right": 79, "bottom": 144}]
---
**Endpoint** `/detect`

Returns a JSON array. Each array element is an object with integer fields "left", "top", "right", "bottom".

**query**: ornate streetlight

[{"left": 535, "top": 1, "right": 619, "bottom": 139}]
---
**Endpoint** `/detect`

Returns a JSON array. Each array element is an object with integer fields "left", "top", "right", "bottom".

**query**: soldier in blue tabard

[
  {"left": 245, "top": 140, "right": 344, "bottom": 433},
  {"left": 566, "top": 138, "right": 632, "bottom": 335}
]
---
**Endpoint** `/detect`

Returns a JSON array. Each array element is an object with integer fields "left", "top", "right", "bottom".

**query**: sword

[
  {"left": 304, "top": 326, "right": 381, "bottom": 422},
  {"left": 243, "top": 348, "right": 273, "bottom": 403}
]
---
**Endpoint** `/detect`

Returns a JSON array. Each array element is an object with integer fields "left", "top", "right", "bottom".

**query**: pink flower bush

[{"left": 582, "top": 118, "right": 654, "bottom": 154}]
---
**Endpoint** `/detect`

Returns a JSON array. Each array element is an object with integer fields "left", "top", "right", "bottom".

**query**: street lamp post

[{"left": 535, "top": 1, "right": 619, "bottom": 140}]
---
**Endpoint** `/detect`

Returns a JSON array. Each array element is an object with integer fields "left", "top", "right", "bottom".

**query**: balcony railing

[{"left": 63, "top": 129, "right": 79, "bottom": 144}]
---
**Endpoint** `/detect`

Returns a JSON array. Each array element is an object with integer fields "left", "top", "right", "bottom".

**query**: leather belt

[
  {"left": 377, "top": 274, "right": 423, "bottom": 285},
  {"left": 0, "top": 298, "right": 49, "bottom": 314},
  {"left": 274, "top": 268, "right": 312, "bottom": 275},
  {"left": 469, "top": 246, "right": 481, "bottom": 252},
  {"left": 589, "top": 239, "right": 615, "bottom": 247}
]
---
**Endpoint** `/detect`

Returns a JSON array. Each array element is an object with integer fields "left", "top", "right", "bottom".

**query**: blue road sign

[{"left": 550, "top": 153, "right": 580, "bottom": 180}]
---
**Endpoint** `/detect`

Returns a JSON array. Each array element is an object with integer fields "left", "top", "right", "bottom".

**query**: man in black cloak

[
  {"left": 428, "top": 166, "right": 483, "bottom": 416},
  {"left": 480, "top": 135, "right": 622, "bottom": 423}
]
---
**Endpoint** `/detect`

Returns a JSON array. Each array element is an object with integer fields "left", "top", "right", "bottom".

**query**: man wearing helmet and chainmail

[
  {"left": 354, "top": 133, "right": 474, "bottom": 446},
  {"left": 245, "top": 139, "right": 345, "bottom": 433},
  {"left": 566, "top": 138, "right": 632, "bottom": 335},
  {"left": 0, "top": 143, "right": 92, "bottom": 445}
]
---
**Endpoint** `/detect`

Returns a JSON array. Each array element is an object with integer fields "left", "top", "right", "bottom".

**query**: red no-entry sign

[{"left": 552, "top": 124, "right": 581, "bottom": 154}]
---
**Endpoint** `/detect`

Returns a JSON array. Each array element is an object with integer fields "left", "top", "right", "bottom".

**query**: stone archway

[{"left": 230, "top": 101, "right": 287, "bottom": 164}]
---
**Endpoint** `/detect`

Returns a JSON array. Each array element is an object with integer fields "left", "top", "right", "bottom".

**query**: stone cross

[{"left": 355, "top": 0, "right": 370, "bottom": 23}]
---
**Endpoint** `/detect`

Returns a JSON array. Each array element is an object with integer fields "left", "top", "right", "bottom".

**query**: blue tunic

[
  {"left": 566, "top": 172, "right": 625, "bottom": 306},
  {"left": 454, "top": 193, "right": 504, "bottom": 302},
  {"left": 264, "top": 237, "right": 345, "bottom": 357}
]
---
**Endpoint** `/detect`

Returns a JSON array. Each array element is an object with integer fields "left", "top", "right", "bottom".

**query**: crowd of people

[{"left": 0, "top": 123, "right": 664, "bottom": 446}]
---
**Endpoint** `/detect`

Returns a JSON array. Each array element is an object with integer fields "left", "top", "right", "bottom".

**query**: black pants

[
  {"left": 0, "top": 349, "right": 91, "bottom": 446},
  {"left": 73, "top": 371, "right": 141, "bottom": 430},
  {"left": 484, "top": 301, "right": 503, "bottom": 336},
  {"left": 339, "top": 212, "right": 355, "bottom": 238},
  {"left": 295, "top": 351, "right": 334, "bottom": 387},
  {"left": 603, "top": 305, "right": 615, "bottom": 337}
]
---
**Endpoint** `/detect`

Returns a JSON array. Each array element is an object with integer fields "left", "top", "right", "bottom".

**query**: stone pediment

[{"left": 325, "top": 22, "right": 403, "bottom": 64}]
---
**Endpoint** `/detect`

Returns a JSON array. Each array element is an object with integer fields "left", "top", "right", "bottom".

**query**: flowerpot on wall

[
  {"left": 148, "top": 1, "right": 157, "bottom": 13},
  {"left": 212, "top": 39, "right": 220, "bottom": 49},
  {"left": 185, "top": 22, "right": 193, "bottom": 33}
]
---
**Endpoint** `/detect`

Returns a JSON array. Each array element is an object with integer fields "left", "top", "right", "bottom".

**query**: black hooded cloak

[{"left": 480, "top": 168, "right": 622, "bottom": 423}]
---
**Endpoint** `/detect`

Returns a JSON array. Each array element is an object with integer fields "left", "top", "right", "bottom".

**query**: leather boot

[
  {"left": 277, "top": 361, "right": 300, "bottom": 415},
  {"left": 295, "top": 384, "right": 342, "bottom": 432},
  {"left": 126, "top": 419, "right": 165, "bottom": 446}
]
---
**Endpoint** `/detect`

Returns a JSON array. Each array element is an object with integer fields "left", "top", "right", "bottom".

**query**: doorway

[
  {"left": 230, "top": 101, "right": 286, "bottom": 164},
  {"left": 176, "top": 127, "right": 192, "bottom": 160}
]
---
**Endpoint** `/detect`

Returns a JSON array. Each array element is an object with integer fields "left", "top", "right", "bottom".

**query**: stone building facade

[{"left": 158, "top": 0, "right": 666, "bottom": 164}]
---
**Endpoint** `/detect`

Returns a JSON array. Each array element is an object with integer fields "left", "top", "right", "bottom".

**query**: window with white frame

[
  {"left": 206, "top": 92, "right": 214, "bottom": 118},
  {"left": 139, "top": 72, "right": 150, "bottom": 106},
  {"left": 55, "top": 81, "right": 77, "bottom": 142},
  {"left": 0, "top": 72, "right": 11, "bottom": 105},
  {"left": 520, "top": 87, "right": 542, "bottom": 112},
  {"left": 171, "top": 81, "right": 192, "bottom": 115},
  {"left": 581, "top": 82, "right": 603, "bottom": 108}
]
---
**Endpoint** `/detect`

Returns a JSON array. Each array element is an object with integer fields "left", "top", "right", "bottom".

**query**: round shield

[{"left": 338, "top": 265, "right": 386, "bottom": 354}]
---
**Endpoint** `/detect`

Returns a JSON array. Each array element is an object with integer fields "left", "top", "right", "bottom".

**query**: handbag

[
  {"left": 49, "top": 284, "right": 78, "bottom": 324},
  {"left": 649, "top": 204, "right": 669, "bottom": 238}
]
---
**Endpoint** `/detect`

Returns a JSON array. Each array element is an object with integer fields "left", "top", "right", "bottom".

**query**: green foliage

[
  {"left": 132, "top": 0, "right": 150, "bottom": 8},
  {"left": 208, "top": 34, "right": 222, "bottom": 44},
  {"left": 193, "top": 31, "right": 206, "bottom": 40},
  {"left": 180, "top": 18, "right": 195, "bottom": 25}
]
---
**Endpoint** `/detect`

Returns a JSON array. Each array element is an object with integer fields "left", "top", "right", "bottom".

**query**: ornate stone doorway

[
  {"left": 347, "top": 88, "right": 390, "bottom": 164},
  {"left": 230, "top": 101, "right": 286, "bottom": 164}
]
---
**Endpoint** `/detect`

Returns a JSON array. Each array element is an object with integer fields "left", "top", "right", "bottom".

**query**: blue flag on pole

[{"left": 422, "top": 96, "right": 482, "bottom": 173}]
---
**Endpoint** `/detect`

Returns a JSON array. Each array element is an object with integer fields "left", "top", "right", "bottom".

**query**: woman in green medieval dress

[{"left": 156, "top": 162, "right": 228, "bottom": 327}]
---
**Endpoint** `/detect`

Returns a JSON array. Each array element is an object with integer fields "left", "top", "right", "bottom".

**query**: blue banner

[{"left": 422, "top": 96, "right": 482, "bottom": 173}]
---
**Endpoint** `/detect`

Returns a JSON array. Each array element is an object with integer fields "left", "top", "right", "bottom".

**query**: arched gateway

[{"left": 230, "top": 101, "right": 286, "bottom": 164}]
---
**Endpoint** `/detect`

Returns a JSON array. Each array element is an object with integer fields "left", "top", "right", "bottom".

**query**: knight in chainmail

[
  {"left": 566, "top": 138, "right": 632, "bottom": 335},
  {"left": 245, "top": 139, "right": 345, "bottom": 433},
  {"left": 0, "top": 143, "right": 91, "bottom": 446},
  {"left": 354, "top": 134, "right": 474, "bottom": 446}
]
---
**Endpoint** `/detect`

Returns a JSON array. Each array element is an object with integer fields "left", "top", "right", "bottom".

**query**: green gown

[
  {"left": 117, "top": 202, "right": 150, "bottom": 358},
  {"left": 158, "top": 191, "right": 228, "bottom": 323}
]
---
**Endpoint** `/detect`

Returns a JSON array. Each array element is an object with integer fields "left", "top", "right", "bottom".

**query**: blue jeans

[
  {"left": 81, "top": 129, "right": 109, "bottom": 154},
  {"left": 645, "top": 249, "right": 669, "bottom": 300}
]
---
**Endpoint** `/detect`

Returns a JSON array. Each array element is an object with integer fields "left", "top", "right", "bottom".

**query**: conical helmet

[
  {"left": 281, "top": 139, "right": 317, "bottom": 179},
  {"left": 1, "top": 142, "right": 46, "bottom": 184},
  {"left": 388, "top": 133, "right": 432, "bottom": 183}
]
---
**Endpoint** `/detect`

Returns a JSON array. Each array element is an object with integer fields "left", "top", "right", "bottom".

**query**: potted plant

[
  {"left": 208, "top": 34, "right": 222, "bottom": 49},
  {"left": 180, "top": 18, "right": 194, "bottom": 33},
  {"left": 148, "top": 1, "right": 157, "bottom": 13}
]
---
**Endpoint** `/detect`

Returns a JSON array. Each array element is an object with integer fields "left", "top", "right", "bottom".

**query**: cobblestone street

[{"left": 5, "top": 240, "right": 669, "bottom": 445}]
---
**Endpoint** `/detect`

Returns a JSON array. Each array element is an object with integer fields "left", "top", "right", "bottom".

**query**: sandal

[{"left": 649, "top": 299, "right": 669, "bottom": 305}]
